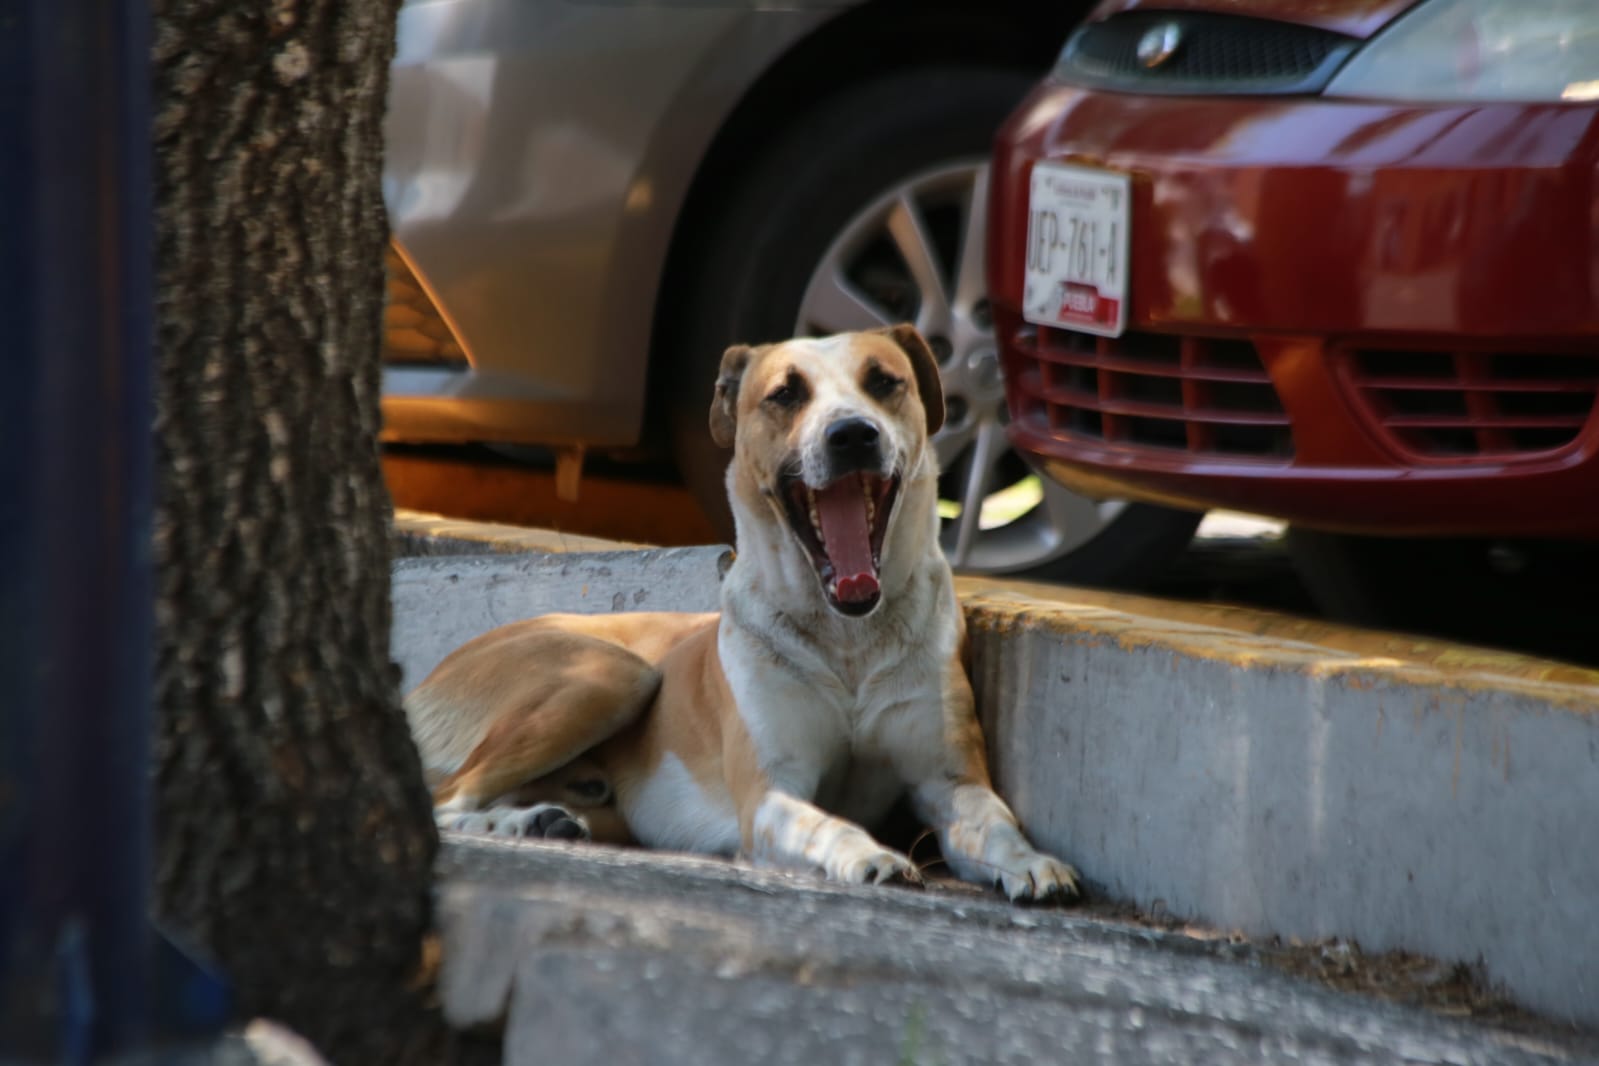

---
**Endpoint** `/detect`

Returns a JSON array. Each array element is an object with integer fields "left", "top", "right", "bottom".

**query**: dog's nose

[{"left": 826, "top": 417, "right": 881, "bottom": 466}]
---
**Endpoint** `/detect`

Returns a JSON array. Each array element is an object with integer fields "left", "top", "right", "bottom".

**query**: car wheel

[
  {"left": 1285, "top": 528, "right": 1599, "bottom": 663},
  {"left": 669, "top": 66, "right": 1200, "bottom": 584}
]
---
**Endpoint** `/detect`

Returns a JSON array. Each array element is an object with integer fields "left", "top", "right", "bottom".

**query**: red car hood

[{"left": 1089, "top": 0, "right": 1425, "bottom": 39}]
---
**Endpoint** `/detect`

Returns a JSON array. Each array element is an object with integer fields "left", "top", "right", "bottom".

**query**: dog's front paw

[
  {"left": 995, "top": 850, "right": 1080, "bottom": 904},
  {"left": 828, "top": 840, "right": 922, "bottom": 887},
  {"left": 440, "top": 803, "right": 591, "bottom": 842}
]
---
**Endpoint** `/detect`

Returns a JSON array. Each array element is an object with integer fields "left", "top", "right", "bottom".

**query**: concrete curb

[
  {"left": 393, "top": 508, "right": 649, "bottom": 556},
  {"left": 390, "top": 514, "right": 1599, "bottom": 1027},
  {"left": 392, "top": 547, "right": 728, "bottom": 692},
  {"left": 956, "top": 588, "right": 1599, "bottom": 1029},
  {"left": 434, "top": 837, "right": 1590, "bottom": 1065}
]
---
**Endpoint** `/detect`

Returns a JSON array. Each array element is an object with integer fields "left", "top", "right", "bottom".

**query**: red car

[{"left": 989, "top": 0, "right": 1599, "bottom": 631}]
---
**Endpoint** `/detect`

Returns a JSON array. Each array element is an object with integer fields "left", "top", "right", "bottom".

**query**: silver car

[{"left": 381, "top": 0, "right": 1200, "bottom": 582}]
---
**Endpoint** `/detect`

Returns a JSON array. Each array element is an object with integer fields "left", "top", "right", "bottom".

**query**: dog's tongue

[{"left": 815, "top": 478, "right": 879, "bottom": 603}]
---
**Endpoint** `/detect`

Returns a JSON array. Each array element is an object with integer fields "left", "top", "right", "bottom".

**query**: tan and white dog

[{"left": 405, "top": 325, "right": 1079, "bottom": 902}]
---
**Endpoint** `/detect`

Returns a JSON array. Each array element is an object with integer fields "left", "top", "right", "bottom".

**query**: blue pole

[{"left": 0, "top": 0, "right": 156, "bottom": 1059}]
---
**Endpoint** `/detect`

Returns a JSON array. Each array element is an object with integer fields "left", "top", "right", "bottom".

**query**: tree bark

[{"left": 151, "top": 2, "right": 445, "bottom": 1061}]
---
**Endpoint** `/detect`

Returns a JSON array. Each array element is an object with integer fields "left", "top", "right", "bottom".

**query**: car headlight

[{"left": 1324, "top": 0, "right": 1599, "bottom": 103}]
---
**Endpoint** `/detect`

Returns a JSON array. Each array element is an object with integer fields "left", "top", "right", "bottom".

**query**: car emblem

[{"left": 1136, "top": 21, "right": 1184, "bottom": 69}]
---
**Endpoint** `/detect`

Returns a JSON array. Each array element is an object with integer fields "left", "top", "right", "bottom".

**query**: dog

[{"left": 404, "top": 325, "right": 1079, "bottom": 902}]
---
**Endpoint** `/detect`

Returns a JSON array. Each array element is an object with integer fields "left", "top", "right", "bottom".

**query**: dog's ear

[
  {"left": 709, "top": 344, "right": 755, "bottom": 448},
  {"left": 878, "top": 324, "right": 945, "bottom": 436}
]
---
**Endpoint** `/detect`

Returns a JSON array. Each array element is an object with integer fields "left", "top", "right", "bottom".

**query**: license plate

[{"left": 1022, "top": 163, "right": 1130, "bottom": 337}]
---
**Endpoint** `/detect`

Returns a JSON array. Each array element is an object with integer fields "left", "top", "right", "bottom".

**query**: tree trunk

[{"left": 151, "top": 2, "right": 445, "bottom": 1061}]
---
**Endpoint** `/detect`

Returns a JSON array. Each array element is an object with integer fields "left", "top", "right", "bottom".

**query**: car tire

[
  {"left": 667, "top": 65, "right": 1201, "bottom": 586},
  {"left": 1285, "top": 528, "right": 1598, "bottom": 663}
]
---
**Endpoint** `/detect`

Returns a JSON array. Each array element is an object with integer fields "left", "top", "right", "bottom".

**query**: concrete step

[{"left": 437, "top": 838, "right": 1594, "bottom": 1065}]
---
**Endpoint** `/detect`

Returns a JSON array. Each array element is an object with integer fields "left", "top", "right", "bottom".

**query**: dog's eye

[
  {"left": 865, "top": 367, "right": 903, "bottom": 400},
  {"left": 765, "top": 374, "right": 806, "bottom": 410}
]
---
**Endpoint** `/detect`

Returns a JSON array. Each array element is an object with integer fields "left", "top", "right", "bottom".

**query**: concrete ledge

[
  {"left": 391, "top": 548, "right": 728, "bottom": 691},
  {"left": 388, "top": 519, "right": 1599, "bottom": 1027},
  {"left": 435, "top": 838, "right": 1585, "bottom": 1065},
  {"left": 393, "top": 508, "right": 650, "bottom": 557}
]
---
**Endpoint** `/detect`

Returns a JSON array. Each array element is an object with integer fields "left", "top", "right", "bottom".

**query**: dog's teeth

[
  {"left": 863, "top": 476, "right": 876, "bottom": 526},
  {"left": 807, "top": 489, "right": 823, "bottom": 542}
]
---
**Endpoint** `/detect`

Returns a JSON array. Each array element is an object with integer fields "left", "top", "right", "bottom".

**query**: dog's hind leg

[
  {"left": 443, "top": 802, "right": 593, "bottom": 842},
  {"left": 418, "top": 631, "right": 661, "bottom": 836}
]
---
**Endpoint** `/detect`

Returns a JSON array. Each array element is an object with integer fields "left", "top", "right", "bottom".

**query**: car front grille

[
  {"left": 1341, "top": 349, "right": 1599, "bottom": 460},
  {"left": 1056, "top": 11, "right": 1360, "bottom": 95},
  {"left": 1009, "top": 327, "right": 1294, "bottom": 461}
]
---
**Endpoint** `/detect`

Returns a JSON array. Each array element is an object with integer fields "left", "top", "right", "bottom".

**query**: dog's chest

[
  {"left": 720, "top": 564, "right": 959, "bottom": 811},
  {"left": 821, "top": 660, "right": 943, "bottom": 819},
  {"left": 739, "top": 641, "right": 944, "bottom": 789}
]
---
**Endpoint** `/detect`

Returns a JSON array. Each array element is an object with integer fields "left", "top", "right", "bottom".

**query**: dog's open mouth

[{"left": 779, "top": 470, "right": 900, "bottom": 617}]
